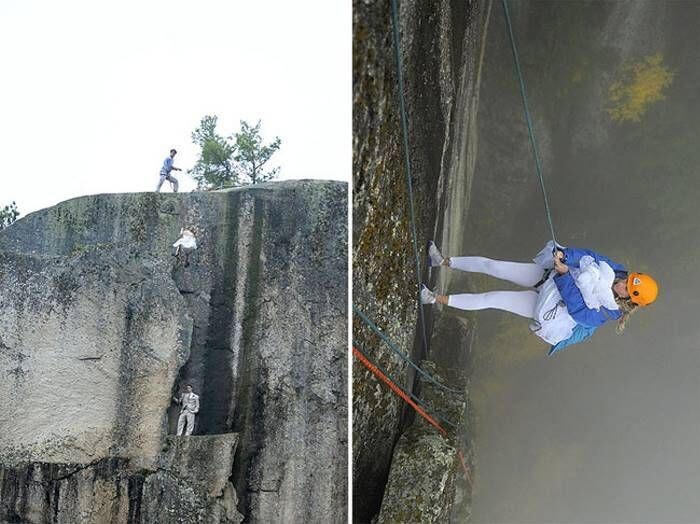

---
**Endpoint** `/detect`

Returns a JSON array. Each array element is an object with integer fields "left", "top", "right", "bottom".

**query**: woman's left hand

[{"left": 553, "top": 255, "right": 569, "bottom": 274}]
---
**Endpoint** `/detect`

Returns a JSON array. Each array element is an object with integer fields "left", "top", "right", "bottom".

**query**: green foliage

[
  {"left": 608, "top": 53, "right": 674, "bottom": 123},
  {"left": 233, "top": 120, "right": 282, "bottom": 185},
  {"left": 188, "top": 116, "right": 281, "bottom": 190},
  {"left": 188, "top": 115, "right": 238, "bottom": 190},
  {"left": 0, "top": 201, "right": 19, "bottom": 230}
]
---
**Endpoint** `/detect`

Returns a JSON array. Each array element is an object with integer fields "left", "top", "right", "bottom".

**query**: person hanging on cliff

[
  {"left": 156, "top": 149, "right": 182, "bottom": 192},
  {"left": 172, "top": 227, "right": 197, "bottom": 267},
  {"left": 420, "top": 240, "right": 658, "bottom": 355},
  {"left": 173, "top": 384, "right": 200, "bottom": 436}
]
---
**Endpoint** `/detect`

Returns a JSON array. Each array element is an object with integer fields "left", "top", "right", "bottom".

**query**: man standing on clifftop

[
  {"left": 156, "top": 148, "right": 182, "bottom": 192},
  {"left": 173, "top": 384, "right": 200, "bottom": 436}
]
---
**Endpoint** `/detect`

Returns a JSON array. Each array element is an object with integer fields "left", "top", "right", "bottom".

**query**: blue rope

[
  {"left": 354, "top": 305, "right": 463, "bottom": 395},
  {"left": 354, "top": 342, "right": 459, "bottom": 429},
  {"left": 502, "top": 0, "right": 558, "bottom": 249},
  {"left": 389, "top": 0, "right": 429, "bottom": 355}
]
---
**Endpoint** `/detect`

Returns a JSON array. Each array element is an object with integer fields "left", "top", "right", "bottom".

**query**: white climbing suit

[{"left": 175, "top": 391, "right": 200, "bottom": 436}]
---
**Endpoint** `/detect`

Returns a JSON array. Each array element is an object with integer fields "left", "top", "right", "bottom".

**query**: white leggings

[{"left": 446, "top": 256, "right": 544, "bottom": 319}]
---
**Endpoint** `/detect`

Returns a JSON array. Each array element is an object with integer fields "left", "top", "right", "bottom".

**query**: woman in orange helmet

[{"left": 421, "top": 241, "right": 658, "bottom": 355}]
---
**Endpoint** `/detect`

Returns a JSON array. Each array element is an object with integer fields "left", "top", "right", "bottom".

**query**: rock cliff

[
  {"left": 353, "top": 0, "right": 489, "bottom": 520},
  {"left": 0, "top": 180, "right": 347, "bottom": 523}
]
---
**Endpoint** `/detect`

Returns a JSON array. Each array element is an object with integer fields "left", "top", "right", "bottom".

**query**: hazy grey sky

[{"left": 1, "top": 0, "right": 350, "bottom": 217}]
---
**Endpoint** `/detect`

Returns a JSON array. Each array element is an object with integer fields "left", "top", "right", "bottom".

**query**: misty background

[{"left": 435, "top": 1, "right": 700, "bottom": 522}]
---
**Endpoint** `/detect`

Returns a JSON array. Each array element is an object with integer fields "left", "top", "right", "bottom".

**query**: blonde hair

[{"left": 613, "top": 278, "right": 641, "bottom": 334}]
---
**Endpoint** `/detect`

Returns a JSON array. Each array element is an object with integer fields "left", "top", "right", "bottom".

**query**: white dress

[{"left": 173, "top": 232, "right": 197, "bottom": 251}]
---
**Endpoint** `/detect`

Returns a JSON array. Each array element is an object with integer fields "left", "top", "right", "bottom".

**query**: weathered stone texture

[
  {"left": 0, "top": 180, "right": 347, "bottom": 523},
  {"left": 353, "top": 0, "right": 488, "bottom": 520}
]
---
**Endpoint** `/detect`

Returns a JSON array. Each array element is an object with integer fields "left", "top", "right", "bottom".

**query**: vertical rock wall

[
  {"left": 0, "top": 180, "right": 347, "bottom": 523},
  {"left": 353, "top": 0, "right": 490, "bottom": 520}
]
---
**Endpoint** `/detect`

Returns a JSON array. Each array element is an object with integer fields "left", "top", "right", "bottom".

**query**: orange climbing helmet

[{"left": 627, "top": 272, "right": 658, "bottom": 306}]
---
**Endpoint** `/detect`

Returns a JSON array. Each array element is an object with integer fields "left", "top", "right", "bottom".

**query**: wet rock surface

[{"left": 0, "top": 180, "right": 347, "bottom": 523}]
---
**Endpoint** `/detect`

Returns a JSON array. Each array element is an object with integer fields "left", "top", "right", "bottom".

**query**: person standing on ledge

[
  {"left": 156, "top": 148, "right": 182, "bottom": 192},
  {"left": 173, "top": 384, "right": 200, "bottom": 436}
]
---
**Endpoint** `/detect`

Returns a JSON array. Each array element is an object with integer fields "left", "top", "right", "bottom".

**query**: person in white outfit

[
  {"left": 172, "top": 228, "right": 197, "bottom": 267},
  {"left": 173, "top": 384, "right": 200, "bottom": 436},
  {"left": 420, "top": 240, "right": 658, "bottom": 354}
]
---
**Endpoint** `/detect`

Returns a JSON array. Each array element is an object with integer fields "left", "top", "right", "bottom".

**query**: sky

[{"left": 0, "top": 0, "right": 350, "bottom": 217}]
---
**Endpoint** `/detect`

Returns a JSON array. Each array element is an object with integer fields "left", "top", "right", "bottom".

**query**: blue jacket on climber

[{"left": 547, "top": 247, "right": 626, "bottom": 355}]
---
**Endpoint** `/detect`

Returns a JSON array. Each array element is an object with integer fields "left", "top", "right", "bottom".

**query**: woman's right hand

[{"left": 553, "top": 254, "right": 569, "bottom": 274}]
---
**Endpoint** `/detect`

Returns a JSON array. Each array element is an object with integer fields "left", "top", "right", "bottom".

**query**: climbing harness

[
  {"left": 542, "top": 301, "right": 563, "bottom": 322},
  {"left": 533, "top": 268, "right": 553, "bottom": 289}
]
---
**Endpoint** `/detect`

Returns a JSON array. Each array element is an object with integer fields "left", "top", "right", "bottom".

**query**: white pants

[
  {"left": 156, "top": 173, "right": 179, "bottom": 192},
  {"left": 177, "top": 411, "right": 195, "bottom": 436},
  {"left": 446, "top": 256, "right": 544, "bottom": 319}
]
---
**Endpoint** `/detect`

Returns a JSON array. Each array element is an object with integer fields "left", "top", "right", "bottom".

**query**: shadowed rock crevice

[{"left": 198, "top": 193, "right": 241, "bottom": 434}]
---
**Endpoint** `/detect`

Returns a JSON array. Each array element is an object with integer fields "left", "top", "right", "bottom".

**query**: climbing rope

[
  {"left": 381, "top": 0, "right": 474, "bottom": 491},
  {"left": 353, "top": 346, "right": 473, "bottom": 488},
  {"left": 389, "top": 0, "right": 429, "bottom": 355},
  {"left": 354, "top": 345, "right": 446, "bottom": 434},
  {"left": 353, "top": 305, "right": 463, "bottom": 396},
  {"left": 354, "top": 341, "right": 459, "bottom": 429},
  {"left": 502, "top": 0, "right": 559, "bottom": 250}
]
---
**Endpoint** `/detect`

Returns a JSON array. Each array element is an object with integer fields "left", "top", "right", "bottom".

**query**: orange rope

[
  {"left": 353, "top": 346, "right": 446, "bottom": 435},
  {"left": 458, "top": 451, "right": 473, "bottom": 489},
  {"left": 353, "top": 346, "right": 474, "bottom": 489}
]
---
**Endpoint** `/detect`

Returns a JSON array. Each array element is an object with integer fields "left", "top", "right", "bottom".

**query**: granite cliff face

[
  {"left": 0, "top": 180, "right": 347, "bottom": 523},
  {"left": 353, "top": 0, "right": 489, "bottom": 520}
]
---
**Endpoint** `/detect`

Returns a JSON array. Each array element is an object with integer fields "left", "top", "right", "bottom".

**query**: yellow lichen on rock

[{"left": 608, "top": 53, "right": 674, "bottom": 123}]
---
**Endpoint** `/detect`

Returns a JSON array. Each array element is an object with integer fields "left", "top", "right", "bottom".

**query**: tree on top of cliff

[
  {"left": 189, "top": 115, "right": 281, "bottom": 190},
  {"left": 232, "top": 120, "right": 281, "bottom": 185},
  {"left": 189, "top": 115, "right": 238, "bottom": 190},
  {"left": 0, "top": 201, "right": 19, "bottom": 230}
]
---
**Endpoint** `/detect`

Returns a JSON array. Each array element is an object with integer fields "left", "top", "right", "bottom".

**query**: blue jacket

[
  {"left": 549, "top": 247, "right": 626, "bottom": 355},
  {"left": 161, "top": 156, "right": 174, "bottom": 175}
]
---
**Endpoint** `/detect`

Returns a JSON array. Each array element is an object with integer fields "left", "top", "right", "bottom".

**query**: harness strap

[{"left": 533, "top": 268, "right": 553, "bottom": 289}]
